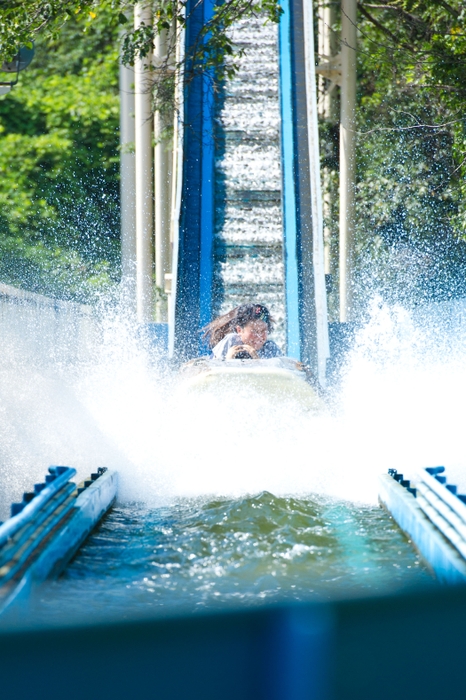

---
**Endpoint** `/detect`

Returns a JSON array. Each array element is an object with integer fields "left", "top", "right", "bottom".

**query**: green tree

[
  {"left": 0, "top": 7, "right": 121, "bottom": 301},
  {"left": 320, "top": 0, "right": 466, "bottom": 309},
  {"left": 0, "top": 0, "right": 282, "bottom": 301}
]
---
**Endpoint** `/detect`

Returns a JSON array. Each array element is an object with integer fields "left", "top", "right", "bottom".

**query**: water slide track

[
  {"left": 158, "top": 0, "right": 466, "bottom": 603},
  {"left": 173, "top": 0, "right": 329, "bottom": 375}
]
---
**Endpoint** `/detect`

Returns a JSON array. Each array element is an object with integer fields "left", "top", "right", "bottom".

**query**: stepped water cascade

[{"left": 213, "top": 17, "right": 285, "bottom": 346}]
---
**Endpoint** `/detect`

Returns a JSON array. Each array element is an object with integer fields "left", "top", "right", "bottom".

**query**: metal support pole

[
  {"left": 339, "top": 0, "right": 356, "bottom": 322},
  {"left": 303, "top": 0, "right": 330, "bottom": 387},
  {"left": 119, "top": 60, "right": 136, "bottom": 310},
  {"left": 154, "top": 28, "right": 172, "bottom": 323},
  {"left": 134, "top": 2, "right": 154, "bottom": 324},
  {"left": 318, "top": 0, "right": 337, "bottom": 280},
  {"left": 318, "top": 1, "right": 337, "bottom": 121}
]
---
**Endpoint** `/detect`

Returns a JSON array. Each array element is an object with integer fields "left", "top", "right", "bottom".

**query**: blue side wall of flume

[
  {"left": 278, "top": 0, "right": 322, "bottom": 370},
  {"left": 174, "top": 0, "right": 215, "bottom": 360},
  {"left": 278, "top": 0, "right": 300, "bottom": 359}
]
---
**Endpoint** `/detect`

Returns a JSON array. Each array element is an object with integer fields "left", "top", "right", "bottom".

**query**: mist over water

[
  {"left": 339, "top": 298, "right": 466, "bottom": 494},
  {"left": 2, "top": 294, "right": 466, "bottom": 521},
  {"left": 0, "top": 301, "right": 129, "bottom": 520}
]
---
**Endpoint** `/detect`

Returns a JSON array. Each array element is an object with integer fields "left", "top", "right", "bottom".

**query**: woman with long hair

[{"left": 202, "top": 303, "right": 282, "bottom": 359}]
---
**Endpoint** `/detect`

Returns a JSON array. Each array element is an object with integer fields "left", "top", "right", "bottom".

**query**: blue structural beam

[
  {"left": 278, "top": 0, "right": 300, "bottom": 359},
  {"left": 174, "top": 0, "right": 215, "bottom": 360},
  {"left": 6, "top": 586, "right": 466, "bottom": 700},
  {"left": 278, "top": 0, "right": 323, "bottom": 373}
]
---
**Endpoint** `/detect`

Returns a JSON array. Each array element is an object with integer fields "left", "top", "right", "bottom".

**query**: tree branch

[{"left": 358, "top": 3, "right": 413, "bottom": 51}]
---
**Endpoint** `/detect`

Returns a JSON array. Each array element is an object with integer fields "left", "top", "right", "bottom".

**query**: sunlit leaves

[
  {"left": 351, "top": 0, "right": 466, "bottom": 300},
  {"left": 0, "top": 7, "right": 120, "bottom": 301}
]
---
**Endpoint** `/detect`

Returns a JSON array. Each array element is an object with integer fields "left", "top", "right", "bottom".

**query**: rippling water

[{"left": 32, "top": 491, "right": 433, "bottom": 623}]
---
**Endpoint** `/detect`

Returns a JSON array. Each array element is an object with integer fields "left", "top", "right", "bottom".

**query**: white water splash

[{"left": 2, "top": 296, "right": 466, "bottom": 518}]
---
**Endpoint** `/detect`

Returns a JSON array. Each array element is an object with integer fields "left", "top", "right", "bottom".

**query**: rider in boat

[{"left": 202, "top": 303, "right": 282, "bottom": 360}]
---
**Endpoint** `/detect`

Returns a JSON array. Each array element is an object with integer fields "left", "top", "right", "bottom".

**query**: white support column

[
  {"left": 134, "top": 2, "right": 154, "bottom": 324},
  {"left": 318, "top": 0, "right": 337, "bottom": 121},
  {"left": 154, "top": 28, "right": 172, "bottom": 322},
  {"left": 339, "top": 0, "right": 357, "bottom": 322},
  {"left": 318, "top": 0, "right": 337, "bottom": 279},
  {"left": 303, "top": 0, "right": 330, "bottom": 387},
  {"left": 119, "top": 61, "right": 136, "bottom": 310},
  {"left": 168, "top": 14, "right": 185, "bottom": 357}
]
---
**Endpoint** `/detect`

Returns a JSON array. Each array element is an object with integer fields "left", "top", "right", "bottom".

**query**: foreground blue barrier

[
  {"left": 0, "top": 466, "right": 117, "bottom": 615},
  {"left": 1, "top": 583, "right": 466, "bottom": 700},
  {"left": 379, "top": 468, "right": 466, "bottom": 583}
]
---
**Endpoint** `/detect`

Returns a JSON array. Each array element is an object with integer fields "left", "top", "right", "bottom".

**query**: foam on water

[{"left": 1, "top": 296, "right": 466, "bottom": 519}]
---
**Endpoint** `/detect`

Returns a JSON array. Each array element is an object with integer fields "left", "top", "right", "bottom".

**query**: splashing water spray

[{"left": 2, "top": 291, "right": 466, "bottom": 521}]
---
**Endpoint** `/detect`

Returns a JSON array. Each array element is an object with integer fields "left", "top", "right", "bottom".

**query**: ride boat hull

[{"left": 179, "top": 358, "right": 322, "bottom": 410}]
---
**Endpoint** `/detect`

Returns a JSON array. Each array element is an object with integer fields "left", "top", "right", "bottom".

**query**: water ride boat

[{"left": 179, "top": 357, "right": 323, "bottom": 411}]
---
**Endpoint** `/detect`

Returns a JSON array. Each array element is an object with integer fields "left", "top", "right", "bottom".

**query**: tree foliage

[
  {"left": 320, "top": 0, "right": 466, "bottom": 310},
  {"left": 0, "top": 1, "right": 102, "bottom": 60},
  {"left": 0, "top": 0, "right": 283, "bottom": 301},
  {"left": 0, "top": 6, "right": 121, "bottom": 301},
  {"left": 1, "top": 0, "right": 465, "bottom": 306},
  {"left": 1, "top": 0, "right": 283, "bottom": 95}
]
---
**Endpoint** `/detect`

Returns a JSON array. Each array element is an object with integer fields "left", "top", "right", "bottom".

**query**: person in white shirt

[{"left": 202, "top": 303, "right": 282, "bottom": 360}]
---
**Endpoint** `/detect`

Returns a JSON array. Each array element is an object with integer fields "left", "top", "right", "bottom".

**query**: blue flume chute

[{"left": 170, "top": 0, "right": 330, "bottom": 384}]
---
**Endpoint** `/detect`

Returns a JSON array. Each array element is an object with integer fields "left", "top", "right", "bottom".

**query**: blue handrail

[
  {"left": 0, "top": 466, "right": 76, "bottom": 548},
  {"left": 0, "top": 482, "right": 76, "bottom": 567}
]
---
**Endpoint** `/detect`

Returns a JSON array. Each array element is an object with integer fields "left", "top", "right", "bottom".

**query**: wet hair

[
  {"left": 201, "top": 303, "right": 274, "bottom": 348},
  {"left": 235, "top": 303, "right": 273, "bottom": 331}
]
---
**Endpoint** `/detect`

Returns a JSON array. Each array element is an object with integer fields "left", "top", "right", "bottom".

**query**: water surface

[{"left": 33, "top": 491, "right": 433, "bottom": 623}]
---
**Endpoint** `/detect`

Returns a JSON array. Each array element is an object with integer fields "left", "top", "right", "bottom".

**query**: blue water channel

[{"left": 30, "top": 492, "right": 434, "bottom": 624}]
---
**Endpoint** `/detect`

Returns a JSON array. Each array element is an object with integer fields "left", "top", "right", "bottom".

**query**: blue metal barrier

[
  {"left": 278, "top": 0, "right": 300, "bottom": 360},
  {"left": 278, "top": 0, "right": 324, "bottom": 374},
  {"left": 379, "top": 468, "right": 466, "bottom": 583},
  {"left": 0, "top": 466, "right": 118, "bottom": 616},
  {"left": 0, "top": 466, "right": 76, "bottom": 545}
]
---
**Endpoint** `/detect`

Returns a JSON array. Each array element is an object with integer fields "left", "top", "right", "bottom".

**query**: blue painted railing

[
  {"left": 0, "top": 466, "right": 117, "bottom": 615},
  {"left": 379, "top": 467, "right": 466, "bottom": 583},
  {"left": 0, "top": 466, "right": 76, "bottom": 545}
]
